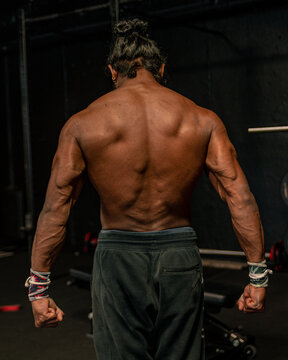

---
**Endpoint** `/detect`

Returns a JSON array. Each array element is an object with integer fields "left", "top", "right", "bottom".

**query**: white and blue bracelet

[{"left": 248, "top": 260, "right": 272, "bottom": 287}]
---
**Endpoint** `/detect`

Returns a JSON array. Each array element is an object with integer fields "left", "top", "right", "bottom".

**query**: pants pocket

[
  {"left": 160, "top": 247, "right": 202, "bottom": 289},
  {"left": 162, "top": 265, "right": 201, "bottom": 289}
]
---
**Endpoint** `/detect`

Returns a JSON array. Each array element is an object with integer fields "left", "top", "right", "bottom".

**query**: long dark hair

[{"left": 107, "top": 18, "right": 166, "bottom": 83}]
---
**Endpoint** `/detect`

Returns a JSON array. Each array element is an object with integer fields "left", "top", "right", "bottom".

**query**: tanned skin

[{"left": 31, "top": 64, "right": 266, "bottom": 328}]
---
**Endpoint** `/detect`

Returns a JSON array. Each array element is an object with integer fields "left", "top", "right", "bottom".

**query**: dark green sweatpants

[{"left": 91, "top": 227, "right": 204, "bottom": 360}]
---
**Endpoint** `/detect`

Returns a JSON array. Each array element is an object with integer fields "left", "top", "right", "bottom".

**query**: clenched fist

[
  {"left": 31, "top": 297, "right": 64, "bottom": 328},
  {"left": 236, "top": 284, "right": 266, "bottom": 313}
]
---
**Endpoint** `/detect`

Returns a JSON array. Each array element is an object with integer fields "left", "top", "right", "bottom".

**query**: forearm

[
  {"left": 31, "top": 204, "right": 71, "bottom": 271},
  {"left": 226, "top": 191, "right": 265, "bottom": 262}
]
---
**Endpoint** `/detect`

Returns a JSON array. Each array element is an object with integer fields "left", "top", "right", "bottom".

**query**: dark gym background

[{"left": 0, "top": 1, "right": 287, "bottom": 360}]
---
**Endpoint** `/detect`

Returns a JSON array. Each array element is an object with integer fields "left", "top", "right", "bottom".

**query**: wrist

[
  {"left": 25, "top": 269, "right": 51, "bottom": 302},
  {"left": 248, "top": 260, "right": 272, "bottom": 288}
]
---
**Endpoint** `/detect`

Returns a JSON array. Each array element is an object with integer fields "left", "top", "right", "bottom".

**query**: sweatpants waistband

[{"left": 97, "top": 226, "right": 197, "bottom": 251}]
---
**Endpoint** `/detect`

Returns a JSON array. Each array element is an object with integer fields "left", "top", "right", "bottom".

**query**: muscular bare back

[
  {"left": 76, "top": 77, "right": 212, "bottom": 231},
  {"left": 31, "top": 68, "right": 264, "bottom": 274}
]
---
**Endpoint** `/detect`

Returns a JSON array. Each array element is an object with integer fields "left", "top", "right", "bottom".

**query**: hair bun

[{"left": 113, "top": 19, "right": 149, "bottom": 37}]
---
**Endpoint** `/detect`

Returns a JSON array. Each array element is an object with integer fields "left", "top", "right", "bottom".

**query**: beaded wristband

[{"left": 25, "top": 269, "right": 51, "bottom": 301}]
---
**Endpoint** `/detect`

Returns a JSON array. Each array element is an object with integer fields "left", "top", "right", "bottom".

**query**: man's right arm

[{"left": 205, "top": 112, "right": 266, "bottom": 313}]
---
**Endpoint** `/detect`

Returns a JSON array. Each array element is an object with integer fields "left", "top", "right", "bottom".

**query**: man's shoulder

[
  {"left": 88, "top": 89, "right": 119, "bottom": 108},
  {"left": 163, "top": 88, "right": 217, "bottom": 119},
  {"left": 193, "top": 105, "right": 220, "bottom": 126},
  {"left": 64, "top": 92, "right": 115, "bottom": 130},
  {"left": 175, "top": 94, "right": 219, "bottom": 128}
]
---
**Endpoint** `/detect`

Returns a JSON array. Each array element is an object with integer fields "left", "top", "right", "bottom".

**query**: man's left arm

[
  {"left": 29, "top": 116, "right": 86, "bottom": 327},
  {"left": 205, "top": 112, "right": 267, "bottom": 313}
]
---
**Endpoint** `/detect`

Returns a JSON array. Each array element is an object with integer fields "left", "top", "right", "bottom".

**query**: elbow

[
  {"left": 41, "top": 204, "right": 53, "bottom": 215},
  {"left": 42, "top": 199, "right": 62, "bottom": 214},
  {"left": 39, "top": 203, "right": 70, "bottom": 228},
  {"left": 41, "top": 197, "right": 71, "bottom": 216},
  {"left": 226, "top": 187, "right": 257, "bottom": 211}
]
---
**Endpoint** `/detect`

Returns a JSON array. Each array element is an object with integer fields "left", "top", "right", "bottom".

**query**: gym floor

[{"left": 1, "top": 249, "right": 287, "bottom": 360}]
